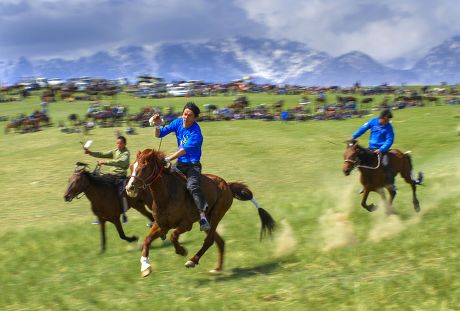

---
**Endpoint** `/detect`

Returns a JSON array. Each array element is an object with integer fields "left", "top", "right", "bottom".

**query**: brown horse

[
  {"left": 64, "top": 163, "right": 155, "bottom": 252},
  {"left": 125, "top": 149, "right": 276, "bottom": 277},
  {"left": 343, "top": 139, "right": 423, "bottom": 214}
]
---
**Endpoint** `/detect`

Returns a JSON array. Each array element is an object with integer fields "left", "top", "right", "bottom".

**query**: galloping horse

[
  {"left": 64, "top": 163, "right": 155, "bottom": 252},
  {"left": 125, "top": 149, "right": 276, "bottom": 277},
  {"left": 343, "top": 139, "right": 423, "bottom": 214}
]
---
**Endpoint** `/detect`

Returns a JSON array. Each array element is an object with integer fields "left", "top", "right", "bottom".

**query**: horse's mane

[
  {"left": 79, "top": 170, "right": 118, "bottom": 188},
  {"left": 353, "top": 141, "right": 378, "bottom": 166},
  {"left": 138, "top": 149, "right": 172, "bottom": 174}
]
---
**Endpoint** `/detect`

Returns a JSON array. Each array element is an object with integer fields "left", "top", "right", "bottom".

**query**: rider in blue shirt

[
  {"left": 150, "top": 102, "right": 211, "bottom": 231},
  {"left": 352, "top": 109, "right": 395, "bottom": 189}
]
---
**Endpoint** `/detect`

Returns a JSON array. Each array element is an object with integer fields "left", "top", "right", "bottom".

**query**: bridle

[
  {"left": 129, "top": 160, "right": 164, "bottom": 190},
  {"left": 68, "top": 171, "right": 88, "bottom": 200},
  {"left": 344, "top": 148, "right": 381, "bottom": 170}
]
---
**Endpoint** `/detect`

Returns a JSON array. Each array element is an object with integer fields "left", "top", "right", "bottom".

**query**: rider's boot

[{"left": 192, "top": 192, "right": 211, "bottom": 231}]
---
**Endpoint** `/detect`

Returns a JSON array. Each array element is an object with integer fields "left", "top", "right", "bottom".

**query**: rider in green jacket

[{"left": 85, "top": 136, "right": 130, "bottom": 224}]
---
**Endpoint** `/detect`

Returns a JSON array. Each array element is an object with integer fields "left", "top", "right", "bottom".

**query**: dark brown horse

[
  {"left": 64, "top": 164, "right": 155, "bottom": 252},
  {"left": 343, "top": 139, "right": 423, "bottom": 214},
  {"left": 125, "top": 149, "right": 276, "bottom": 277}
]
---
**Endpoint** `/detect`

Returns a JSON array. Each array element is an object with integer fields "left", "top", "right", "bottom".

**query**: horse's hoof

[
  {"left": 176, "top": 247, "right": 188, "bottom": 257},
  {"left": 414, "top": 204, "right": 421, "bottom": 213},
  {"left": 367, "top": 204, "right": 378, "bottom": 212},
  {"left": 141, "top": 267, "right": 152, "bottom": 277},
  {"left": 364, "top": 204, "right": 376, "bottom": 212},
  {"left": 209, "top": 269, "right": 222, "bottom": 275},
  {"left": 185, "top": 260, "right": 196, "bottom": 268},
  {"left": 129, "top": 236, "right": 138, "bottom": 243}
]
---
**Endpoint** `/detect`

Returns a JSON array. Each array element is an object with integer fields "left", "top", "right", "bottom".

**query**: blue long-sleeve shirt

[
  {"left": 159, "top": 118, "right": 203, "bottom": 163},
  {"left": 352, "top": 117, "right": 394, "bottom": 152}
]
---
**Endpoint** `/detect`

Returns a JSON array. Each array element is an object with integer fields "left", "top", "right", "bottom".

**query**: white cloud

[
  {"left": 234, "top": 0, "right": 460, "bottom": 65},
  {"left": 1, "top": 0, "right": 460, "bottom": 66}
]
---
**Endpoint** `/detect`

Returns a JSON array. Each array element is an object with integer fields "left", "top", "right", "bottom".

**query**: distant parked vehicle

[
  {"left": 24, "top": 83, "right": 41, "bottom": 91},
  {"left": 48, "top": 78, "right": 65, "bottom": 86},
  {"left": 167, "top": 86, "right": 193, "bottom": 97},
  {"left": 134, "top": 89, "right": 166, "bottom": 98},
  {"left": 75, "top": 82, "right": 89, "bottom": 91},
  {"left": 35, "top": 77, "right": 48, "bottom": 88}
]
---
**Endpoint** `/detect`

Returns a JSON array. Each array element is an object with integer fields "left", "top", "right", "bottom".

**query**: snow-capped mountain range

[{"left": 1, "top": 36, "right": 460, "bottom": 86}]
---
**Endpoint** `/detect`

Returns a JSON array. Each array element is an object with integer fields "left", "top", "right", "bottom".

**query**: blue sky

[{"left": 1, "top": 0, "right": 460, "bottom": 67}]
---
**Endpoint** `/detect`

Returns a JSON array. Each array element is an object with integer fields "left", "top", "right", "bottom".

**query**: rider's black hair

[
  {"left": 117, "top": 136, "right": 127, "bottom": 144},
  {"left": 379, "top": 109, "right": 393, "bottom": 119},
  {"left": 183, "top": 102, "right": 200, "bottom": 117}
]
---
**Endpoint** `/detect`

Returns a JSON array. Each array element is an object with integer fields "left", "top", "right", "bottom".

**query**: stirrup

[{"left": 199, "top": 218, "right": 211, "bottom": 231}]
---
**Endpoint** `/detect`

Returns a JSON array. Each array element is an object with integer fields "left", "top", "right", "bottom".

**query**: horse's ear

[{"left": 136, "top": 151, "right": 141, "bottom": 157}]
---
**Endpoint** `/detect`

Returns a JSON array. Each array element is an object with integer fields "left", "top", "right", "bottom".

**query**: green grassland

[{"left": 0, "top": 93, "right": 459, "bottom": 310}]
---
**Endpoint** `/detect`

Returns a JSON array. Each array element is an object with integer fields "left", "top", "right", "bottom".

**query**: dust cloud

[
  {"left": 274, "top": 220, "right": 297, "bottom": 258},
  {"left": 318, "top": 183, "right": 357, "bottom": 251},
  {"left": 367, "top": 212, "right": 405, "bottom": 242}
]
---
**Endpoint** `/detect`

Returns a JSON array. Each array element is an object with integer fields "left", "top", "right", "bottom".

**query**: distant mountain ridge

[{"left": 1, "top": 36, "right": 460, "bottom": 85}]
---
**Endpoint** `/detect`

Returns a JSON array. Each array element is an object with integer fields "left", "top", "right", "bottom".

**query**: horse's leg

[
  {"left": 100, "top": 220, "right": 106, "bottom": 253},
  {"left": 400, "top": 169, "right": 421, "bottom": 213},
  {"left": 387, "top": 185, "right": 397, "bottom": 210},
  {"left": 361, "top": 188, "right": 377, "bottom": 212},
  {"left": 184, "top": 200, "right": 229, "bottom": 270},
  {"left": 209, "top": 231, "right": 225, "bottom": 274},
  {"left": 140, "top": 222, "right": 166, "bottom": 277},
  {"left": 170, "top": 223, "right": 192, "bottom": 257},
  {"left": 112, "top": 218, "right": 138, "bottom": 243},
  {"left": 377, "top": 188, "right": 394, "bottom": 215},
  {"left": 185, "top": 228, "right": 216, "bottom": 269}
]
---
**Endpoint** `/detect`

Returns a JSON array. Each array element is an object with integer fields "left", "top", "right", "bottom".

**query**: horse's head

[
  {"left": 64, "top": 168, "right": 90, "bottom": 202},
  {"left": 343, "top": 139, "right": 360, "bottom": 176},
  {"left": 125, "top": 149, "right": 165, "bottom": 197}
]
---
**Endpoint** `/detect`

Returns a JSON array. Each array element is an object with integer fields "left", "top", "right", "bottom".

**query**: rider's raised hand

[{"left": 149, "top": 114, "right": 162, "bottom": 127}]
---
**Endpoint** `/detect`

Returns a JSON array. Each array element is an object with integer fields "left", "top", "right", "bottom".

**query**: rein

[
  {"left": 157, "top": 123, "right": 166, "bottom": 151},
  {"left": 130, "top": 161, "right": 164, "bottom": 189}
]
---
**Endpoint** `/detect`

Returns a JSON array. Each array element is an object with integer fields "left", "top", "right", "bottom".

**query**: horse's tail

[
  {"left": 228, "top": 182, "right": 276, "bottom": 240},
  {"left": 404, "top": 152, "right": 424, "bottom": 185}
]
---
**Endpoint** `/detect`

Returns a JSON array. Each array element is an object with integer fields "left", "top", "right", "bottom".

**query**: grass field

[{"left": 0, "top": 93, "right": 459, "bottom": 310}]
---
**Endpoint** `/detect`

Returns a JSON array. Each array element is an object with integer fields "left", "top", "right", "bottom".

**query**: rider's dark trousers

[
  {"left": 175, "top": 162, "right": 208, "bottom": 213},
  {"left": 381, "top": 152, "right": 394, "bottom": 185},
  {"left": 105, "top": 174, "right": 128, "bottom": 211}
]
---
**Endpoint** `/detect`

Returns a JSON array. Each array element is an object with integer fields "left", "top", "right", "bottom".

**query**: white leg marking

[
  {"left": 140, "top": 256, "right": 150, "bottom": 272},
  {"left": 126, "top": 161, "right": 138, "bottom": 190}
]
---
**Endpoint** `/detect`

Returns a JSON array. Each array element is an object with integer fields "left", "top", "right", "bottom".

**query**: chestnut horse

[
  {"left": 64, "top": 163, "right": 155, "bottom": 252},
  {"left": 343, "top": 139, "right": 423, "bottom": 214},
  {"left": 125, "top": 149, "right": 276, "bottom": 277}
]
